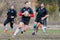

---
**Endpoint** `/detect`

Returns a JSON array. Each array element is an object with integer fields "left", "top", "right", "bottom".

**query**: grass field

[{"left": 0, "top": 30, "right": 60, "bottom": 40}]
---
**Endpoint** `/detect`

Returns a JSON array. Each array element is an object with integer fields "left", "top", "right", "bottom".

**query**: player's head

[
  {"left": 40, "top": 2, "right": 44, "bottom": 8},
  {"left": 10, "top": 5, "right": 15, "bottom": 9},
  {"left": 25, "top": 1, "right": 30, "bottom": 8}
]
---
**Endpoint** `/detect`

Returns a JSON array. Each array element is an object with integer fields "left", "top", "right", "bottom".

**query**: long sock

[
  {"left": 42, "top": 26, "right": 46, "bottom": 32},
  {"left": 21, "top": 27, "right": 24, "bottom": 32},
  {"left": 44, "top": 26, "right": 46, "bottom": 30},
  {"left": 33, "top": 23, "right": 37, "bottom": 33},
  {"left": 4, "top": 25, "right": 8, "bottom": 30},
  {"left": 20, "top": 27, "right": 24, "bottom": 34},
  {"left": 14, "top": 28, "right": 20, "bottom": 36},
  {"left": 34, "top": 28, "right": 36, "bottom": 33}
]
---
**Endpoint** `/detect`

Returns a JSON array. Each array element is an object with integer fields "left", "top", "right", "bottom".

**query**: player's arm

[
  {"left": 29, "top": 8, "right": 34, "bottom": 17},
  {"left": 41, "top": 9, "right": 49, "bottom": 20},
  {"left": 18, "top": 8, "right": 25, "bottom": 16},
  {"left": 41, "top": 14, "right": 49, "bottom": 20}
]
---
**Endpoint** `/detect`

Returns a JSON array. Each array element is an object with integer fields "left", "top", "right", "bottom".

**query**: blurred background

[
  {"left": 0, "top": 0, "right": 60, "bottom": 26},
  {"left": 0, "top": 0, "right": 60, "bottom": 40}
]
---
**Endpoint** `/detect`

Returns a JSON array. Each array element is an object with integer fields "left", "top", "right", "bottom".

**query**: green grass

[
  {"left": 26, "top": 30, "right": 60, "bottom": 33},
  {"left": 0, "top": 30, "right": 60, "bottom": 33}
]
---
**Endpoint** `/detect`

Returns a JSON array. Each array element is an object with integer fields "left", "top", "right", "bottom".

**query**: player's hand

[
  {"left": 41, "top": 17, "right": 45, "bottom": 20},
  {"left": 28, "top": 14, "right": 31, "bottom": 17},
  {"left": 11, "top": 16, "right": 14, "bottom": 18},
  {"left": 22, "top": 13, "right": 25, "bottom": 15}
]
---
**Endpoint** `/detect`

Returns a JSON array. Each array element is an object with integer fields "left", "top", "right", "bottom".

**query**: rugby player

[
  {"left": 4, "top": 5, "right": 17, "bottom": 34},
  {"left": 13, "top": 1, "right": 34, "bottom": 36},
  {"left": 32, "top": 3, "right": 49, "bottom": 35}
]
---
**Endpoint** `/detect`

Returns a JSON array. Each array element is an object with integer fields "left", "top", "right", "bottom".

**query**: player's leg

[
  {"left": 32, "top": 22, "right": 40, "bottom": 35},
  {"left": 22, "top": 19, "right": 30, "bottom": 33},
  {"left": 32, "top": 22, "right": 38, "bottom": 35},
  {"left": 40, "top": 20, "right": 47, "bottom": 32},
  {"left": 24, "top": 25, "right": 28, "bottom": 32},
  {"left": 13, "top": 22, "right": 24, "bottom": 36},
  {"left": 42, "top": 20, "right": 47, "bottom": 32},
  {"left": 10, "top": 20, "right": 14, "bottom": 30},
  {"left": 36, "top": 22, "right": 40, "bottom": 32},
  {"left": 20, "top": 26, "right": 24, "bottom": 34},
  {"left": 4, "top": 19, "right": 9, "bottom": 33},
  {"left": 10, "top": 20, "right": 14, "bottom": 34}
]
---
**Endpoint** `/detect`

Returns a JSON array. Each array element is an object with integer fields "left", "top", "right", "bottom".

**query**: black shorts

[
  {"left": 4, "top": 18, "right": 14, "bottom": 26},
  {"left": 35, "top": 19, "right": 47, "bottom": 26},
  {"left": 5, "top": 18, "right": 14, "bottom": 23},
  {"left": 20, "top": 18, "right": 30, "bottom": 25}
]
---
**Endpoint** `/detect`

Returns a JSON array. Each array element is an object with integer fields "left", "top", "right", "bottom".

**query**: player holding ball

[{"left": 13, "top": 1, "right": 34, "bottom": 36}]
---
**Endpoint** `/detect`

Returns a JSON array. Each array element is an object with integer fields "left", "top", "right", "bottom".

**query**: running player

[
  {"left": 32, "top": 3, "right": 49, "bottom": 35},
  {"left": 13, "top": 1, "right": 34, "bottom": 36},
  {"left": 4, "top": 5, "right": 17, "bottom": 34}
]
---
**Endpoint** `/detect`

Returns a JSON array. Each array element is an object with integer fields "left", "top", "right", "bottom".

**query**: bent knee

[{"left": 18, "top": 22, "right": 24, "bottom": 28}]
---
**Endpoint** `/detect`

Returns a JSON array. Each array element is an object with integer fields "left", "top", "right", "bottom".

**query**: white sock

[
  {"left": 21, "top": 27, "right": 24, "bottom": 32},
  {"left": 42, "top": 26, "right": 46, "bottom": 32},
  {"left": 14, "top": 28, "right": 19, "bottom": 36},
  {"left": 4, "top": 25, "right": 8, "bottom": 30},
  {"left": 34, "top": 28, "right": 36, "bottom": 33},
  {"left": 44, "top": 27, "right": 46, "bottom": 29}
]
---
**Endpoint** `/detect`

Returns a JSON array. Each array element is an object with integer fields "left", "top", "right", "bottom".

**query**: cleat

[
  {"left": 21, "top": 31, "right": 23, "bottom": 34},
  {"left": 4, "top": 29, "right": 8, "bottom": 33},
  {"left": 32, "top": 32, "right": 35, "bottom": 35},
  {"left": 10, "top": 32, "right": 14, "bottom": 35}
]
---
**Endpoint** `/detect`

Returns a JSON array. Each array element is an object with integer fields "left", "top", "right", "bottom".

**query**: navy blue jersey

[
  {"left": 36, "top": 7, "right": 48, "bottom": 20},
  {"left": 20, "top": 7, "right": 34, "bottom": 20},
  {"left": 7, "top": 9, "right": 17, "bottom": 19}
]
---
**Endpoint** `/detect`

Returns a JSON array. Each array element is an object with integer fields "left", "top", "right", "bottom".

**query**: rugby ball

[{"left": 24, "top": 11, "right": 29, "bottom": 16}]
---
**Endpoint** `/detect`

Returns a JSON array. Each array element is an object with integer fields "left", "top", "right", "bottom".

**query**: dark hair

[
  {"left": 25, "top": 1, "right": 29, "bottom": 4},
  {"left": 39, "top": 2, "right": 44, "bottom": 5}
]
